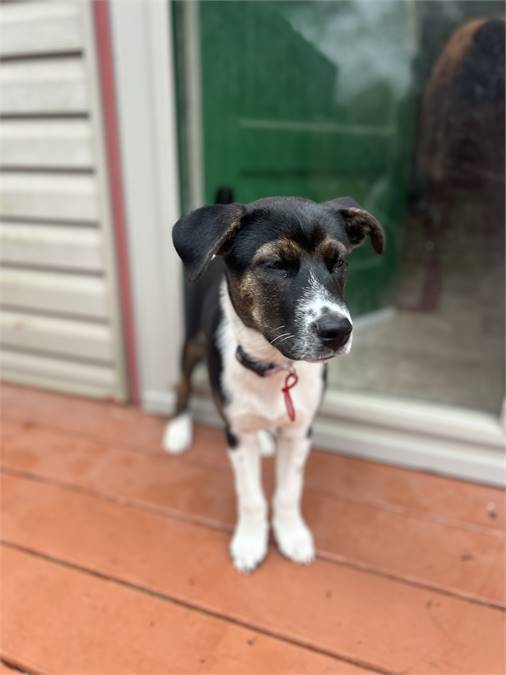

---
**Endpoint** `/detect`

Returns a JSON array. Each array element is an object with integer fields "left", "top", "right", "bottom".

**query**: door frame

[
  {"left": 109, "top": 0, "right": 183, "bottom": 411},
  {"left": 110, "top": 0, "right": 506, "bottom": 486}
]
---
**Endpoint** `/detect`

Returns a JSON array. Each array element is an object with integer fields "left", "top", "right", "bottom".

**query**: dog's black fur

[{"left": 171, "top": 193, "right": 384, "bottom": 431}]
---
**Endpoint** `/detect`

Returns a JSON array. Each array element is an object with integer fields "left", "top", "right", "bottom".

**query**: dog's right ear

[{"left": 172, "top": 203, "right": 245, "bottom": 281}]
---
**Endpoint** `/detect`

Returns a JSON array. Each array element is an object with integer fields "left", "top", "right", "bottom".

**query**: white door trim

[
  {"left": 109, "top": 0, "right": 183, "bottom": 408},
  {"left": 180, "top": 0, "right": 205, "bottom": 210}
]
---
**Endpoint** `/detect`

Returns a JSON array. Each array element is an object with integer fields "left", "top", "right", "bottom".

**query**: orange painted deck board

[
  {"left": 1, "top": 384, "right": 505, "bottom": 674},
  {"left": 2, "top": 417, "right": 504, "bottom": 605},
  {"left": 3, "top": 547, "right": 357, "bottom": 675},
  {"left": 3, "top": 473, "right": 505, "bottom": 674},
  {"left": 2, "top": 384, "right": 504, "bottom": 532}
]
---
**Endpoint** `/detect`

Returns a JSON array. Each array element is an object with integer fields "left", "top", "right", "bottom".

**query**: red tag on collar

[{"left": 281, "top": 371, "right": 299, "bottom": 422}]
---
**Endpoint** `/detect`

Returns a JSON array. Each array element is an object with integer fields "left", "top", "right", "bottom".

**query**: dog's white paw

[
  {"left": 162, "top": 412, "right": 193, "bottom": 454},
  {"left": 257, "top": 430, "right": 276, "bottom": 457},
  {"left": 230, "top": 521, "right": 268, "bottom": 573},
  {"left": 273, "top": 514, "right": 315, "bottom": 564}
]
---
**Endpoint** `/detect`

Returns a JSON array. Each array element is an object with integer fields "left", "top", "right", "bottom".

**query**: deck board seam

[
  {"left": 2, "top": 418, "right": 504, "bottom": 537},
  {"left": 0, "top": 656, "right": 40, "bottom": 675},
  {"left": 1, "top": 541, "right": 392, "bottom": 675},
  {"left": 2, "top": 466, "right": 505, "bottom": 612},
  {"left": 4, "top": 402, "right": 505, "bottom": 501}
]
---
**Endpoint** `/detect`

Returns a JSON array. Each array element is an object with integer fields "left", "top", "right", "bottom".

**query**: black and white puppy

[{"left": 163, "top": 196, "right": 384, "bottom": 572}]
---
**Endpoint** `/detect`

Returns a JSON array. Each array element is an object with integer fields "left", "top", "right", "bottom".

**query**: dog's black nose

[{"left": 314, "top": 315, "right": 352, "bottom": 349}]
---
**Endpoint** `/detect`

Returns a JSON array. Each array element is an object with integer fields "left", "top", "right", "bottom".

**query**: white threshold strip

[
  {"left": 318, "top": 389, "right": 505, "bottom": 487},
  {"left": 143, "top": 368, "right": 505, "bottom": 488}
]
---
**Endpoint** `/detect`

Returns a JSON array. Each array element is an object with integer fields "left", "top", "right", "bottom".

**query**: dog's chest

[{"left": 222, "top": 359, "right": 324, "bottom": 433}]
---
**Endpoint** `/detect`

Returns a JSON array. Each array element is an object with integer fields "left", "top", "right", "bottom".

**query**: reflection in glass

[{"left": 175, "top": 0, "right": 505, "bottom": 414}]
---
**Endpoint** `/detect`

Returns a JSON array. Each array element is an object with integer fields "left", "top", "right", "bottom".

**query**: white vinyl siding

[
  {"left": 0, "top": 58, "right": 88, "bottom": 115},
  {"left": 0, "top": 0, "right": 126, "bottom": 399},
  {"left": 0, "top": 2, "right": 83, "bottom": 57},
  {"left": 0, "top": 173, "right": 98, "bottom": 221},
  {"left": 0, "top": 223, "right": 103, "bottom": 271},
  {"left": 0, "top": 269, "right": 109, "bottom": 318},
  {"left": 0, "top": 120, "right": 94, "bottom": 169}
]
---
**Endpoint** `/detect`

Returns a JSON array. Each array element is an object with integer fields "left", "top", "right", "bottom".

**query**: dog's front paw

[
  {"left": 273, "top": 513, "right": 315, "bottom": 564},
  {"left": 230, "top": 521, "right": 268, "bottom": 573},
  {"left": 162, "top": 412, "right": 193, "bottom": 454}
]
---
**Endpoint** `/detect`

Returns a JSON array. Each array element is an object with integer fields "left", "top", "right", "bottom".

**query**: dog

[{"left": 163, "top": 195, "right": 384, "bottom": 572}]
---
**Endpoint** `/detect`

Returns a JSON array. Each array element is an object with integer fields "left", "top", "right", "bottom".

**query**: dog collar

[
  {"left": 235, "top": 344, "right": 282, "bottom": 377},
  {"left": 235, "top": 345, "right": 299, "bottom": 422}
]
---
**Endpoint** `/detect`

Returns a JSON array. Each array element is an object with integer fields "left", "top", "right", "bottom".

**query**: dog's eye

[
  {"left": 257, "top": 257, "right": 292, "bottom": 272},
  {"left": 327, "top": 254, "right": 345, "bottom": 273},
  {"left": 260, "top": 258, "right": 284, "bottom": 270}
]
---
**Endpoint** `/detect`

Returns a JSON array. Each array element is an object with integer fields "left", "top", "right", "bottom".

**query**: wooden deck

[{"left": 1, "top": 384, "right": 505, "bottom": 674}]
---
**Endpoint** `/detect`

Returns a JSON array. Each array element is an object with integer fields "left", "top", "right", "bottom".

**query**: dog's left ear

[
  {"left": 172, "top": 203, "right": 245, "bottom": 281},
  {"left": 325, "top": 196, "right": 385, "bottom": 254}
]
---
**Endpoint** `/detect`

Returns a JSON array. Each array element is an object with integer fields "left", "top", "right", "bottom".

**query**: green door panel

[{"left": 194, "top": 0, "right": 418, "bottom": 315}]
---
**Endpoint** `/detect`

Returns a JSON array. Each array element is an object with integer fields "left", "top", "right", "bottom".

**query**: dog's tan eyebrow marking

[
  {"left": 253, "top": 239, "right": 302, "bottom": 262},
  {"left": 315, "top": 235, "right": 347, "bottom": 260}
]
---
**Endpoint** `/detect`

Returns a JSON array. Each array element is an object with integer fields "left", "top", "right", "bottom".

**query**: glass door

[{"left": 172, "top": 0, "right": 505, "bottom": 481}]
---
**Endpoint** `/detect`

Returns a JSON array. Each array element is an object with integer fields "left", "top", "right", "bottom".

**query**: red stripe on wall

[{"left": 93, "top": 0, "right": 140, "bottom": 405}]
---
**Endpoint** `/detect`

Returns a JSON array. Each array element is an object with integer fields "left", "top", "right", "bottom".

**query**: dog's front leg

[
  {"left": 228, "top": 431, "right": 268, "bottom": 573},
  {"left": 272, "top": 426, "right": 315, "bottom": 564}
]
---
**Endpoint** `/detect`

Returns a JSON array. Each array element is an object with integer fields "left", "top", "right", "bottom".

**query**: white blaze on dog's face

[
  {"left": 173, "top": 196, "right": 384, "bottom": 362},
  {"left": 294, "top": 268, "right": 354, "bottom": 361}
]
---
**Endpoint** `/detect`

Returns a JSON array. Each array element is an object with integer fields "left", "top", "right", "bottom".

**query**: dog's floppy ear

[
  {"left": 172, "top": 203, "right": 245, "bottom": 281},
  {"left": 325, "top": 196, "right": 385, "bottom": 254}
]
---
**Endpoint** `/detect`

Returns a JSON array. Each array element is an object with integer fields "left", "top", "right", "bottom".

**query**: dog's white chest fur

[
  {"left": 219, "top": 287, "right": 324, "bottom": 434},
  {"left": 224, "top": 358, "right": 323, "bottom": 433}
]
